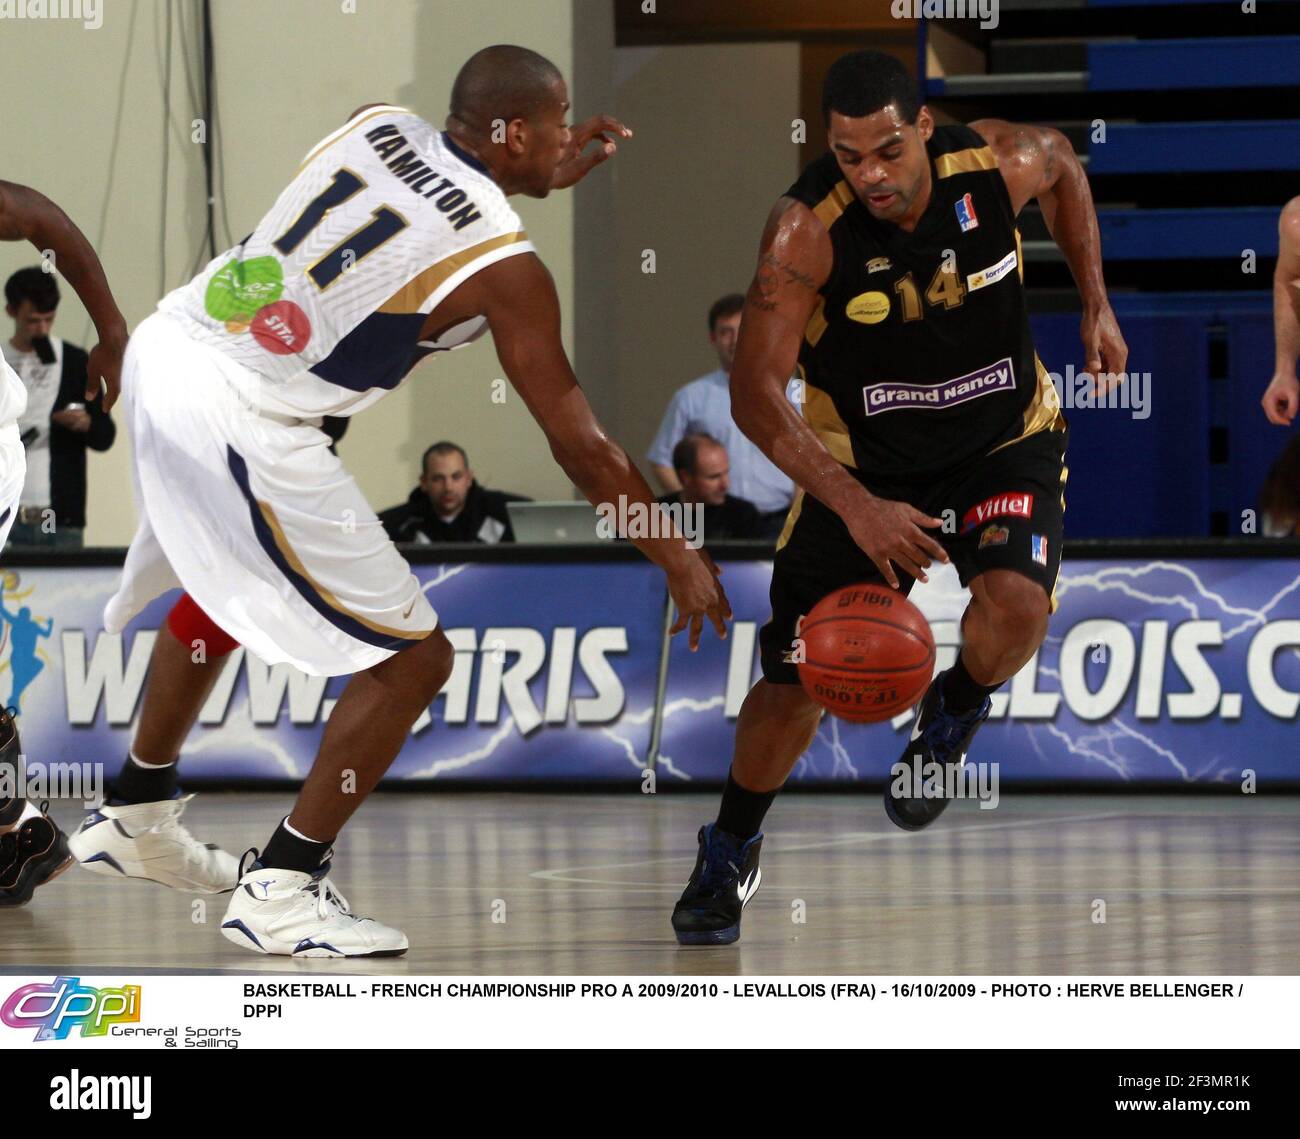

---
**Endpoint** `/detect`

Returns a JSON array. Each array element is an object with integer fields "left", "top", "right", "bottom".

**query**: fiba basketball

[{"left": 796, "top": 584, "right": 936, "bottom": 722}]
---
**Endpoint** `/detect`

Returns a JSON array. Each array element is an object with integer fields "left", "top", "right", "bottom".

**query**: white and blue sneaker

[
  {"left": 68, "top": 794, "right": 239, "bottom": 893},
  {"left": 221, "top": 852, "right": 409, "bottom": 958}
]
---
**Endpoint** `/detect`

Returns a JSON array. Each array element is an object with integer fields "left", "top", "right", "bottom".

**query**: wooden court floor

[{"left": 2, "top": 792, "right": 1297, "bottom": 975}]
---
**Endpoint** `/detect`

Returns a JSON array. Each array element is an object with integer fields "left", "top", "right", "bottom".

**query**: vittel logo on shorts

[
  {"left": 961, "top": 492, "right": 1033, "bottom": 534},
  {"left": 863, "top": 357, "right": 1015, "bottom": 416},
  {"left": 1, "top": 976, "right": 141, "bottom": 1041}
]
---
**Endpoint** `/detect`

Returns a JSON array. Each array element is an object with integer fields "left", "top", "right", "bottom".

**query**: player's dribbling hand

[
  {"left": 1262, "top": 371, "right": 1299, "bottom": 426},
  {"left": 551, "top": 115, "right": 633, "bottom": 191},
  {"left": 1080, "top": 304, "right": 1128, "bottom": 397},
  {"left": 666, "top": 550, "right": 731, "bottom": 652},
  {"left": 844, "top": 491, "right": 948, "bottom": 590},
  {"left": 87, "top": 327, "right": 127, "bottom": 412}
]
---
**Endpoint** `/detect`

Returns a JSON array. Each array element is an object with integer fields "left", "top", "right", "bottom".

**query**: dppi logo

[{"left": 1, "top": 977, "right": 141, "bottom": 1041}]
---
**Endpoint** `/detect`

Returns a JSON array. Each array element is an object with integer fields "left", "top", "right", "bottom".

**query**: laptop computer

[{"left": 506, "top": 501, "right": 613, "bottom": 544}]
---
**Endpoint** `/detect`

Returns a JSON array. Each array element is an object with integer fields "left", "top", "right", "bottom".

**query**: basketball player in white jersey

[
  {"left": 69, "top": 45, "right": 730, "bottom": 956},
  {"left": 0, "top": 180, "right": 126, "bottom": 905}
]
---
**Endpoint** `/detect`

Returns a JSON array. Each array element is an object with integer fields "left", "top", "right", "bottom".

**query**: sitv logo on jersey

[{"left": 863, "top": 357, "right": 1015, "bottom": 416}]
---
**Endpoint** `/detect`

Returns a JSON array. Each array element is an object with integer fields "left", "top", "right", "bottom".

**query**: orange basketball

[{"left": 795, "top": 583, "right": 936, "bottom": 723}]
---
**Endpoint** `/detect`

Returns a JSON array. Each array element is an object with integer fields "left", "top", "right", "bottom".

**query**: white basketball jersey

[
  {"left": 158, "top": 105, "right": 533, "bottom": 418},
  {"left": 0, "top": 354, "right": 27, "bottom": 426}
]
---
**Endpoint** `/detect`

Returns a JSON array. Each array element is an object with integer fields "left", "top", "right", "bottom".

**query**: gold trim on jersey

[
  {"left": 296, "top": 106, "right": 414, "bottom": 175},
  {"left": 803, "top": 375, "right": 856, "bottom": 468},
  {"left": 805, "top": 297, "right": 828, "bottom": 347},
  {"left": 776, "top": 490, "right": 805, "bottom": 552},
  {"left": 1015, "top": 227, "right": 1024, "bottom": 282},
  {"left": 812, "top": 181, "right": 855, "bottom": 230},
  {"left": 256, "top": 498, "right": 432, "bottom": 643},
  {"left": 935, "top": 146, "right": 997, "bottom": 179},
  {"left": 378, "top": 231, "right": 529, "bottom": 314},
  {"left": 986, "top": 353, "right": 1065, "bottom": 457}
]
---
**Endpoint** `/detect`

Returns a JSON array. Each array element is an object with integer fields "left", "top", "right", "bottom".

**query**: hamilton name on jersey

[
  {"left": 156, "top": 106, "right": 534, "bottom": 418},
  {"left": 364, "top": 123, "right": 482, "bottom": 230}
]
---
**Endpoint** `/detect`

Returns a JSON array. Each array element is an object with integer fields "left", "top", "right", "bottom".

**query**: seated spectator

[
  {"left": 1260, "top": 435, "right": 1300, "bottom": 536},
  {"left": 647, "top": 292, "right": 798, "bottom": 539},
  {"left": 380, "top": 441, "right": 529, "bottom": 544},
  {"left": 658, "top": 433, "right": 763, "bottom": 541},
  {"left": 2, "top": 266, "right": 115, "bottom": 549}
]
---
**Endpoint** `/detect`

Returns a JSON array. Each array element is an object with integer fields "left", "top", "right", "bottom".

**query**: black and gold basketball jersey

[{"left": 786, "top": 123, "right": 1063, "bottom": 483}]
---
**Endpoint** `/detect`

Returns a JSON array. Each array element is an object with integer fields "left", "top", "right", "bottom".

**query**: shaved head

[
  {"left": 445, "top": 44, "right": 571, "bottom": 198},
  {"left": 450, "top": 44, "right": 564, "bottom": 132}
]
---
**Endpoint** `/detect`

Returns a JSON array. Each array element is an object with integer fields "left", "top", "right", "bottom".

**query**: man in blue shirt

[{"left": 648, "top": 294, "right": 797, "bottom": 538}]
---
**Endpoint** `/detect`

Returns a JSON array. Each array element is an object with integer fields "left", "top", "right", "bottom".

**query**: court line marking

[{"left": 529, "top": 810, "right": 1128, "bottom": 885}]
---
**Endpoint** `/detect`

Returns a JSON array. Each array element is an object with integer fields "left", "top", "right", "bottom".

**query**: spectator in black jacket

[
  {"left": 379, "top": 441, "right": 529, "bottom": 544},
  {"left": 3, "top": 267, "right": 115, "bottom": 548},
  {"left": 658, "top": 433, "right": 765, "bottom": 542}
]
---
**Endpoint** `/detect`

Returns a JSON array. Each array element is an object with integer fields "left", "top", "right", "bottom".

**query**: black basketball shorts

[{"left": 759, "top": 427, "right": 1068, "bottom": 685}]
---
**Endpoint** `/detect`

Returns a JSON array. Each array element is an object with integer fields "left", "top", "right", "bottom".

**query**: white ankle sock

[
  {"left": 129, "top": 751, "right": 177, "bottom": 770},
  {"left": 282, "top": 816, "right": 325, "bottom": 844}
]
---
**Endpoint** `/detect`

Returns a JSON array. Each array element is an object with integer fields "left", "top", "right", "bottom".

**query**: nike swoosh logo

[
  {"left": 402, "top": 600, "right": 416, "bottom": 619},
  {"left": 909, "top": 715, "right": 925, "bottom": 741},
  {"left": 736, "top": 867, "right": 761, "bottom": 904}
]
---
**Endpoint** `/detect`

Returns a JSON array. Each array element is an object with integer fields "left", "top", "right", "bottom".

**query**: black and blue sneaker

[
  {"left": 885, "top": 673, "right": 991, "bottom": 832},
  {"left": 671, "top": 823, "right": 763, "bottom": 946},
  {"left": 1, "top": 709, "right": 74, "bottom": 907},
  {"left": 0, "top": 801, "right": 75, "bottom": 907}
]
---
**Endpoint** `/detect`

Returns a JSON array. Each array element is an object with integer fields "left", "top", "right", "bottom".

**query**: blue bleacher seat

[
  {"left": 1225, "top": 313, "right": 1290, "bottom": 526},
  {"left": 1088, "top": 37, "right": 1300, "bottom": 91},
  {"left": 1030, "top": 313, "right": 1211, "bottom": 537},
  {"left": 1098, "top": 208, "right": 1278, "bottom": 260},
  {"left": 1088, "top": 121, "right": 1300, "bottom": 175}
]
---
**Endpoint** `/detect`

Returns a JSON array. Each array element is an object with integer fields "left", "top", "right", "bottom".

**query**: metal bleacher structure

[{"left": 921, "top": 0, "right": 1300, "bottom": 537}]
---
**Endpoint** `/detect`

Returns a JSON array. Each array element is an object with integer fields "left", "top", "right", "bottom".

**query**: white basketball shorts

[{"left": 104, "top": 312, "right": 437, "bottom": 677}]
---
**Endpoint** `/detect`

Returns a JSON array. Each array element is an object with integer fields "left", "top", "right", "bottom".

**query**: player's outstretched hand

[
  {"left": 666, "top": 548, "right": 731, "bottom": 652},
  {"left": 87, "top": 327, "right": 127, "bottom": 412},
  {"left": 1262, "top": 371, "right": 1299, "bottom": 426},
  {"left": 1080, "top": 304, "right": 1128, "bottom": 397},
  {"left": 551, "top": 115, "right": 633, "bottom": 191},
  {"left": 843, "top": 490, "right": 948, "bottom": 590}
]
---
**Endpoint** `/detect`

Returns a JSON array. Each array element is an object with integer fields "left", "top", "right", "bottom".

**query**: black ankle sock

[
  {"left": 110, "top": 755, "right": 178, "bottom": 805},
  {"left": 942, "top": 655, "right": 1002, "bottom": 714},
  {"left": 715, "top": 770, "right": 777, "bottom": 841},
  {"left": 260, "top": 818, "right": 333, "bottom": 874}
]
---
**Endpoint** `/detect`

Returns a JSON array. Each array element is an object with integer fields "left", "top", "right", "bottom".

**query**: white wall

[
  {"left": 610, "top": 42, "right": 802, "bottom": 476},
  {"left": 0, "top": 0, "right": 579, "bottom": 544}
]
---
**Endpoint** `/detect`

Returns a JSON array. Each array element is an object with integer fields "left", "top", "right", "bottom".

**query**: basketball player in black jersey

[
  {"left": 673, "top": 51, "right": 1127, "bottom": 944},
  {"left": 0, "top": 180, "right": 126, "bottom": 906}
]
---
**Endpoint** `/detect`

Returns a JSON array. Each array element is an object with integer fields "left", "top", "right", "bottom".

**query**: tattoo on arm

[
  {"left": 759, "top": 253, "right": 817, "bottom": 291},
  {"left": 751, "top": 262, "right": 780, "bottom": 310},
  {"left": 750, "top": 253, "right": 817, "bottom": 311}
]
